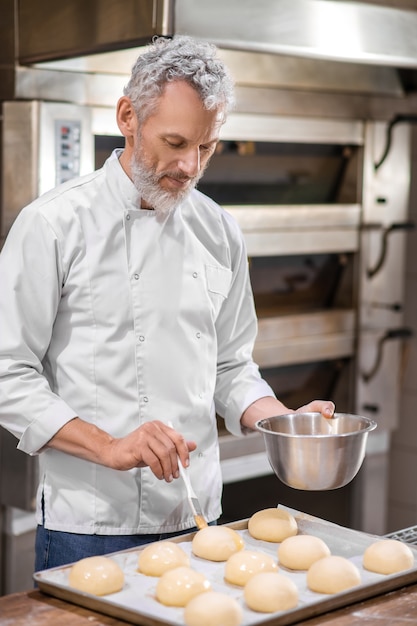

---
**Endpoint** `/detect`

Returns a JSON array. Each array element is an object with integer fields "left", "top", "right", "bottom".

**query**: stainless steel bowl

[{"left": 256, "top": 412, "right": 377, "bottom": 491}]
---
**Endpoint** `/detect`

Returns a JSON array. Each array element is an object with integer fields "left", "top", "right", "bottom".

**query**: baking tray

[{"left": 34, "top": 506, "right": 417, "bottom": 626}]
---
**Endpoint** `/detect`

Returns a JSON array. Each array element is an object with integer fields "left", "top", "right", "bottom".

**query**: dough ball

[
  {"left": 225, "top": 550, "right": 278, "bottom": 586},
  {"left": 307, "top": 555, "right": 361, "bottom": 594},
  {"left": 156, "top": 566, "right": 211, "bottom": 607},
  {"left": 184, "top": 591, "right": 243, "bottom": 626},
  {"left": 68, "top": 556, "right": 124, "bottom": 596},
  {"left": 248, "top": 508, "right": 298, "bottom": 543},
  {"left": 138, "top": 541, "right": 189, "bottom": 576},
  {"left": 363, "top": 539, "right": 414, "bottom": 575},
  {"left": 192, "top": 526, "right": 244, "bottom": 561},
  {"left": 278, "top": 534, "right": 331, "bottom": 570},
  {"left": 244, "top": 572, "right": 298, "bottom": 613}
]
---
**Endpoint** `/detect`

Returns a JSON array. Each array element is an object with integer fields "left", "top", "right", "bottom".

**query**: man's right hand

[{"left": 48, "top": 418, "right": 197, "bottom": 482}]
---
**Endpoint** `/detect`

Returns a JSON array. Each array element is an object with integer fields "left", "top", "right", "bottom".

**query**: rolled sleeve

[{"left": 17, "top": 401, "right": 78, "bottom": 455}]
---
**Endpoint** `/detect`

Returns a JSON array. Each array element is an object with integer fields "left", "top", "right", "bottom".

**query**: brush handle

[
  {"left": 167, "top": 421, "right": 194, "bottom": 493},
  {"left": 167, "top": 422, "right": 208, "bottom": 528},
  {"left": 178, "top": 460, "right": 196, "bottom": 499}
]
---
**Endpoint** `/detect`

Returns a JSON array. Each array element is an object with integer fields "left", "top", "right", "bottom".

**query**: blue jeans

[{"left": 35, "top": 522, "right": 216, "bottom": 573}]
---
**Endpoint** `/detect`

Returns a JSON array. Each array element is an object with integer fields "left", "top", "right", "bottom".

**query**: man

[{"left": 0, "top": 36, "right": 334, "bottom": 571}]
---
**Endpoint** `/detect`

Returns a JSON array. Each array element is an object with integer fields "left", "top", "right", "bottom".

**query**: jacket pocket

[
  {"left": 205, "top": 265, "right": 232, "bottom": 319},
  {"left": 205, "top": 264, "right": 232, "bottom": 297}
]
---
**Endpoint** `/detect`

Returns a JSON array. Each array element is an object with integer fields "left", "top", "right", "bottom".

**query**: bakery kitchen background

[{"left": 2, "top": 0, "right": 417, "bottom": 595}]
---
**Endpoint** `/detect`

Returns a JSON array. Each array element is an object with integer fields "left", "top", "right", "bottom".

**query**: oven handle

[
  {"left": 361, "top": 327, "right": 413, "bottom": 383},
  {"left": 374, "top": 114, "right": 417, "bottom": 171},
  {"left": 363, "top": 221, "right": 415, "bottom": 279}
]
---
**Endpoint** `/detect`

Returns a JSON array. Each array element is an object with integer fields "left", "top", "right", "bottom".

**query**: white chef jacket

[{"left": 0, "top": 150, "right": 275, "bottom": 534}]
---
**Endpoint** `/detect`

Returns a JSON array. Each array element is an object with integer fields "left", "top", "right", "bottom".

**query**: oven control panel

[{"left": 55, "top": 120, "right": 82, "bottom": 185}]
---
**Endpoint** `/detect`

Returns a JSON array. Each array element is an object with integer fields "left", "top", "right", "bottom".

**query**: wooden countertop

[{"left": 1, "top": 584, "right": 417, "bottom": 626}]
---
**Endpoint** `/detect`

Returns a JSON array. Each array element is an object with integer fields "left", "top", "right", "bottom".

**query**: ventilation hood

[
  {"left": 2, "top": 0, "right": 417, "bottom": 114},
  {"left": 176, "top": 0, "right": 417, "bottom": 68}
]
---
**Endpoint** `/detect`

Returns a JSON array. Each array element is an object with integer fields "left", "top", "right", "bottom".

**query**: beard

[{"left": 130, "top": 148, "right": 205, "bottom": 218}]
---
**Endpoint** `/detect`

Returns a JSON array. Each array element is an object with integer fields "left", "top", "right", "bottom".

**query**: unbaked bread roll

[
  {"left": 307, "top": 555, "right": 361, "bottom": 594},
  {"left": 68, "top": 556, "right": 124, "bottom": 596},
  {"left": 192, "top": 526, "right": 244, "bottom": 561},
  {"left": 248, "top": 508, "right": 298, "bottom": 542},
  {"left": 363, "top": 539, "right": 414, "bottom": 575},
  {"left": 278, "top": 534, "right": 331, "bottom": 570},
  {"left": 138, "top": 541, "right": 189, "bottom": 576},
  {"left": 225, "top": 550, "right": 278, "bottom": 586},
  {"left": 244, "top": 571, "right": 298, "bottom": 612},
  {"left": 156, "top": 566, "right": 211, "bottom": 607},
  {"left": 184, "top": 591, "right": 243, "bottom": 626}
]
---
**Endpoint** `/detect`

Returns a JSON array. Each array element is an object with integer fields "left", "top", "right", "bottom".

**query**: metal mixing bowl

[{"left": 255, "top": 412, "right": 377, "bottom": 491}]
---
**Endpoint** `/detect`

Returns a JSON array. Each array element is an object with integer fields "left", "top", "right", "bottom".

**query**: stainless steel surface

[
  {"left": 229, "top": 206, "right": 360, "bottom": 256},
  {"left": 256, "top": 413, "right": 377, "bottom": 491},
  {"left": 0, "top": 430, "right": 37, "bottom": 596},
  {"left": 218, "top": 49, "right": 404, "bottom": 97},
  {"left": 8, "top": 0, "right": 417, "bottom": 70},
  {"left": 228, "top": 204, "right": 362, "bottom": 231},
  {"left": 0, "top": 429, "right": 37, "bottom": 511},
  {"left": 219, "top": 431, "right": 272, "bottom": 484},
  {"left": 3, "top": 0, "right": 417, "bottom": 119},
  {"left": 358, "top": 122, "right": 412, "bottom": 420},
  {"left": 90, "top": 109, "right": 365, "bottom": 144},
  {"left": 175, "top": 0, "right": 417, "bottom": 68},
  {"left": 17, "top": 0, "right": 171, "bottom": 63},
  {"left": 1, "top": 508, "right": 37, "bottom": 596},
  {"left": 254, "top": 310, "right": 355, "bottom": 368},
  {"left": 25, "top": 47, "right": 404, "bottom": 98},
  {"left": 230, "top": 84, "right": 417, "bottom": 124},
  {"left": 2, "top": 101, "right": 94, "bottom": 239},
  {"left": 221, "top": 114, "right": 365, "bottom": 145},
  {"left": 15, "top": 50, "right": 417, "bottom": 117}
]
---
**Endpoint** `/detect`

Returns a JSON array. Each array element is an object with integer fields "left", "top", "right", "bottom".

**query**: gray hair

[{"left": 123, "top": 35, "right": 235, "bottom": 124}]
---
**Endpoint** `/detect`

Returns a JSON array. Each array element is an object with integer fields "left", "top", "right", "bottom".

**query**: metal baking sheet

[{"left": 34, "top": 506, "right": 417, "bottom": 626}]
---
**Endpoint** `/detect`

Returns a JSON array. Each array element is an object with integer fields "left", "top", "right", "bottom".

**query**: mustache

[{"left": 158, "top": 170, "right": 194, "bottom": 183}]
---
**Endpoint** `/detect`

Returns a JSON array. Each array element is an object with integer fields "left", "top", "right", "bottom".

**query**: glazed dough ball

[
  {"left": 138, "top": 541, "right": 190, "bottom": 576},
  {"left": 307, "top": 555, "right": 361, "bottom": 594},
  {"left": 244, "top": 572, "right": 298, "bottom": 613},
  {"left": 363, "top": 539, "right": 414, "bottom": 575},
  {"left": 156, "top": 566, "right": 211, "bottom": 607},
  {"left": 278, "top": 534, "right": 331, "bottom": 570},
  {"left": 225, "top": 550, "right": 278, "bottom": 586},
  {"left": 248, "top": 508, "right": 298, "bottom": 543},
  {"left": 184, "top": 591, "right": 243, "bottom": 626},
  {"left": 192, "top": 526, "right": 244, "bottom": 561},
  {"left": 68, "top": 556, "right": 124, "bottom": 596}
]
